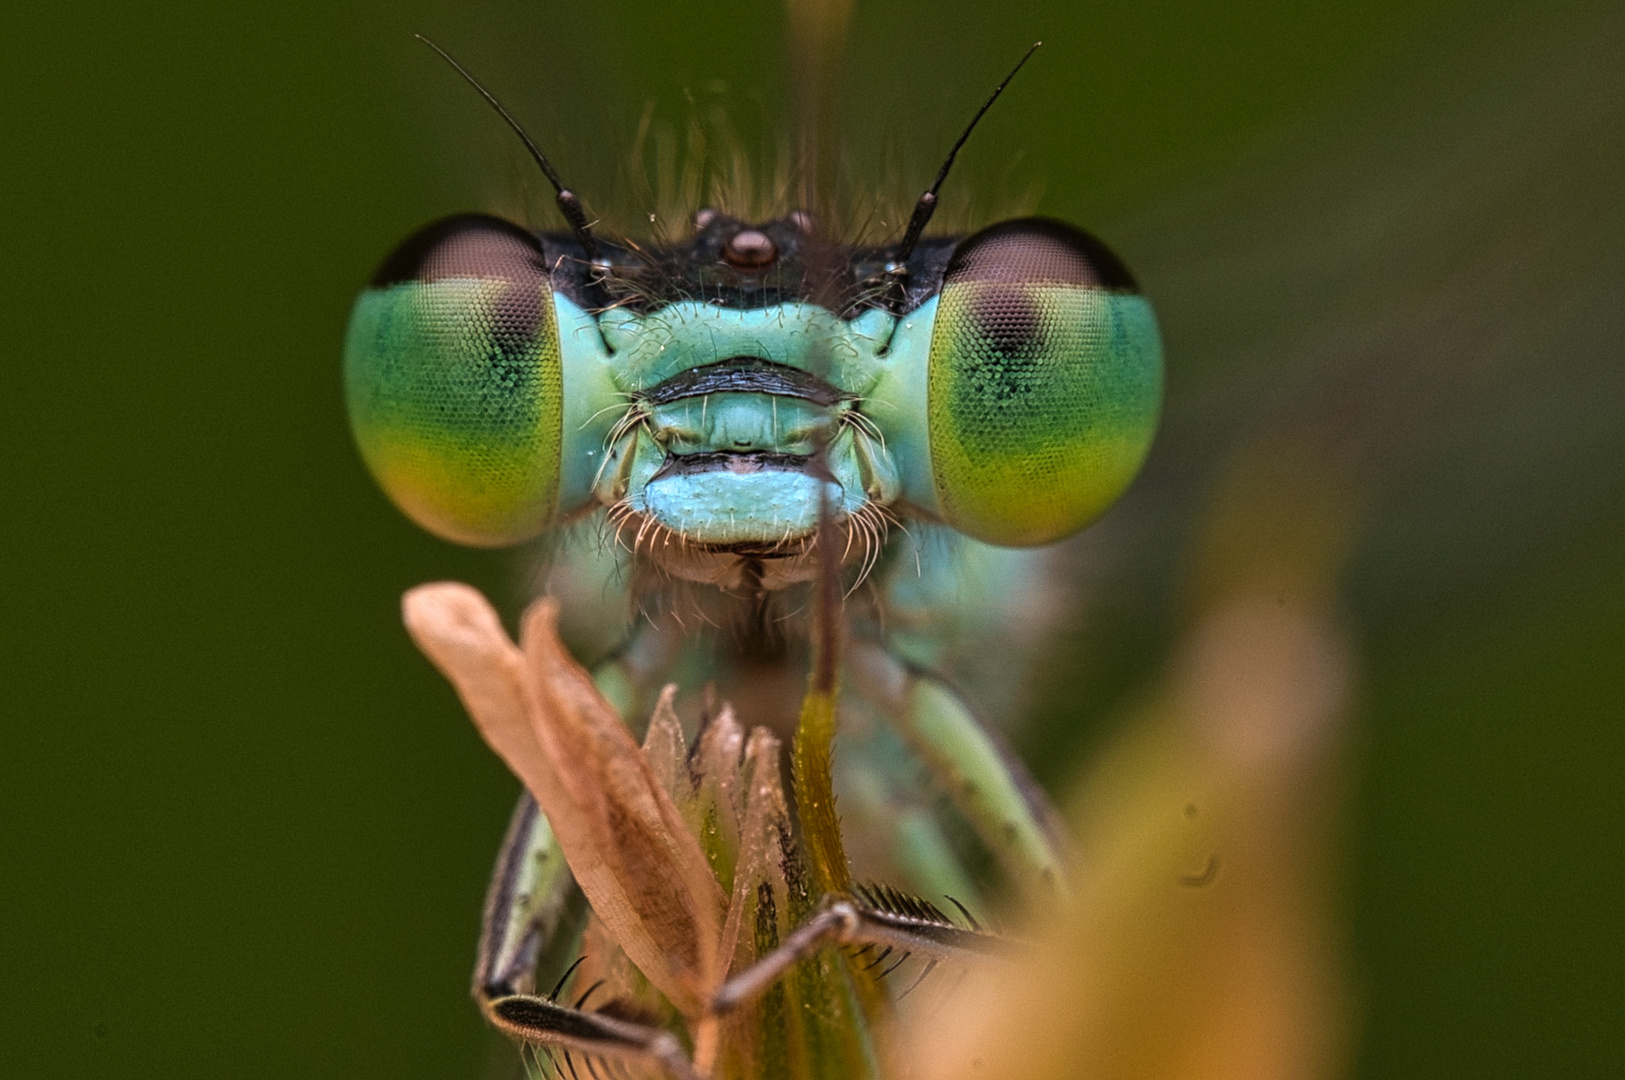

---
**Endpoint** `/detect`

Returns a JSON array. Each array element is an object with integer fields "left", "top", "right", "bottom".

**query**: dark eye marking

[
  {"left": 368, "top": 213, "right": 553, "bottom": 387},
  {"left": 968, "top": 285, "right": 1042, "bottom": 359},
  {"left": 479, "top": 282, "right": 546, "bottom": 369},
  {"left": 951, "top": 286, "right": 1047, "bottom": 407}
]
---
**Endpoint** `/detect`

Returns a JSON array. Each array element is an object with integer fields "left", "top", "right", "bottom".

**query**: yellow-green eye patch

[
  {"left": 926, "top": 218, "right": 1163, "bottom": 546},
  {"left": 343, "top": 215, "right": 564, "bottom": 546}
]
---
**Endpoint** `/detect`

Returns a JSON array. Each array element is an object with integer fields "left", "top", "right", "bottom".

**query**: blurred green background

[{"left": 1, "top": 0, "right": 1619, "bottom": 1077}]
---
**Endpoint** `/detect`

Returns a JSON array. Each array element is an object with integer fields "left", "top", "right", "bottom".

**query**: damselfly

[{"left": 343, "top": 28, "right": 1160, "bottom": 1080}]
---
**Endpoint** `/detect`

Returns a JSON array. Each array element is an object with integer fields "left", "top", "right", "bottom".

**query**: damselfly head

[{"left": 345, "top": 37, "right": 1158, "bottom": 598}]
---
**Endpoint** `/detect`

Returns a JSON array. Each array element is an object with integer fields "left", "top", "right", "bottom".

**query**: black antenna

[
  {"left": 415, "top": 34, "right": 602, "bottom": 263},
  {"left": 890, "top": 41, "right": 1041, "bottom": 270}
]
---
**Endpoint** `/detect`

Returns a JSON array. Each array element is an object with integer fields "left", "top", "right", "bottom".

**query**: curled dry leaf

[
  {"left": 520, "top": 598, "right": 728, "bottom": 1015},
  {"left": 402, "top": 583, "right": 725, "bottom": 1017}
]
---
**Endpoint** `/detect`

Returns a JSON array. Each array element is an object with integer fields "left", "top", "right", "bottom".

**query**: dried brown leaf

[
  {"left": 402, "top": 585, "right": 727, "bottom": 1018},
  {"left": 519, "top": 598, "right": 727, "bottom": 1017}
]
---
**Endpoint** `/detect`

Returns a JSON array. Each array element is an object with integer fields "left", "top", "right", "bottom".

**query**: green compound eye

[
  {"left": 344, "top": 215, "right": 565, "bottom": 546},
  {"left": 926, "top": 217, "right": 1163, "bottom": 546}
]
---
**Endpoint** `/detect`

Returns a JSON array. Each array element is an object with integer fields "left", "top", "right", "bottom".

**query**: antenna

[
  {"left": 890, "top": 41, "right": 1042, "bottom": 271},
  {"left": 415, "top": 35, "right": 602, "bottom": 263}
]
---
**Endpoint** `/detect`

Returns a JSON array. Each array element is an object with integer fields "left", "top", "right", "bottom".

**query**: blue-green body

[{"left": 345, "top": 207, "right": 1162, "bottom": 1078}]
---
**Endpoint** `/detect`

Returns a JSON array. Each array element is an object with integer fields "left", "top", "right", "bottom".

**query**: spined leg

[
  {"left": 710, "top": 883, "right": 1006, "bottom": 1016},
  {"left": 473, "top": 795, "right": 699, "bottom": 1080}
]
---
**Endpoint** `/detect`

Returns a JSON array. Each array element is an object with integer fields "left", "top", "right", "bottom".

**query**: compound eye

[
  {"left": 343, "top": 214, "right": 564, "bottom": 546},
  {"left": 926, "top": 218, "right": 1163, "bottom": 546}
]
